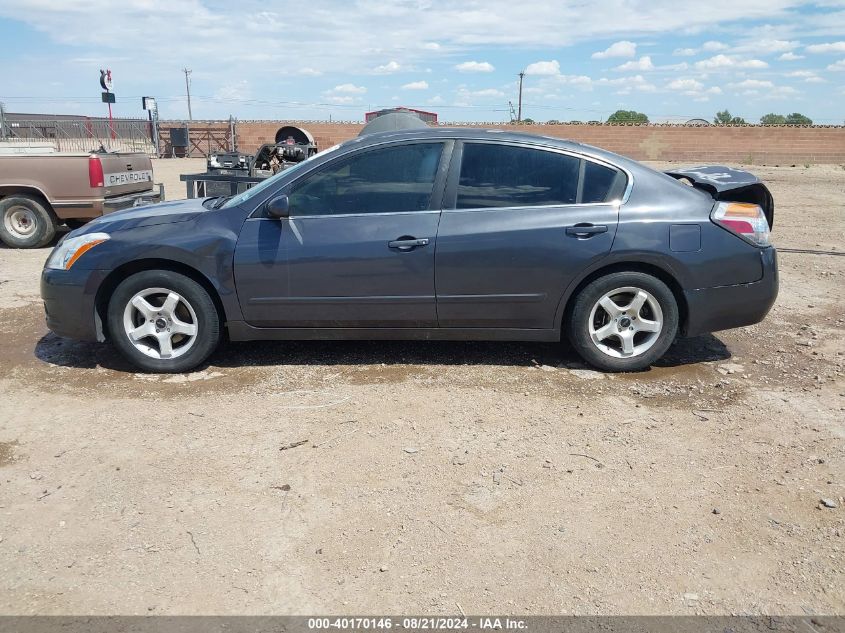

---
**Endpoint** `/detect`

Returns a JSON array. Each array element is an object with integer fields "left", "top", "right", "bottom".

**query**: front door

[
  {"left": 436, "top": 142, "right": 624, "bottom": 329},
  {"left": 234, "top": 141, "right": 448, "bottom": 327}
]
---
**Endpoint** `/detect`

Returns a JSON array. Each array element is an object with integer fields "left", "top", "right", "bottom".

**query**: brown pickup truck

[{"left": 0, "top": 149, "right": 162, "bottom": 248}]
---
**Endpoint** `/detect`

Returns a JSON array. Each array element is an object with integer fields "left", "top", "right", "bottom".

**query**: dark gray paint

[{"left": 40, "top": 127, "right": 778, "bottom": 348}]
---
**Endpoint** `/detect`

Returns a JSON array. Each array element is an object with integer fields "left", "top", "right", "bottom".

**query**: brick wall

[{"left": 160, "top": 120, "right": 845, "bottom": 165}]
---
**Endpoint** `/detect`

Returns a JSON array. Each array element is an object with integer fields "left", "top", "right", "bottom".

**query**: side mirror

[{"left": 266, "top": 194, "right": 290, "bottom": 219}]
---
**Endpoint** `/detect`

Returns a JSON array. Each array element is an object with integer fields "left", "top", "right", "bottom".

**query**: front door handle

[
  {"left": 566, "top": 224, "right": 608, "bottom": 237},
  {"left": 388, "top": 237, "right": 430, "bottom": 251}
]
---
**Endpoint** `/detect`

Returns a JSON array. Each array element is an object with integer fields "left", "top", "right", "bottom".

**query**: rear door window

[
  {"left": 455, "top": 142, "right": 627, "bottom": 208},
  {"left": 456, "top": 143, "right": 580, "bottom": 209}
]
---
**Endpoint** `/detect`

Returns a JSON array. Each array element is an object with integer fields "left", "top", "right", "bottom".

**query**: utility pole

[
  {"left": 182, "top": 68, "right": 193, "bottom": 120},
  {"left": 517, "top": 71, "right": 525, "bottom": 123},
  {"left": 0, "top": 101, "right": 7, "bottom": 140}
]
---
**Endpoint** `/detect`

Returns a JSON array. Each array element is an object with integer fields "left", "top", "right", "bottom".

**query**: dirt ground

[{"left": 0, "top": 158, "right": 842, "bottom": 615}]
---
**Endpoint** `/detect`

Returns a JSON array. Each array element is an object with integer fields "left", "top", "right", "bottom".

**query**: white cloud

[
  {"left": 667, "top": 78, "right": 704, "bottom": 92},
  {"left": 673, "top": 40, "right": 727, "bottom": 57},
  {"left": 215, "top": 80, "right": 250, "bottom": 101},
  {"left": 373, "top": 61, "right": 402, "bottom": 74},
  {"left": 525, "top": 60, "right": 561, "bottom": 76},
  {"left": 827, "top": 59, "right": 845, "bottom": 71},
  {"left": 455, "top": 61, "right": 495, "bottom": 73},
  {"left": 597, "top": 75, "right": 656, "bottom": 93},
  {"left": 694, "top": 54, "right": 768, "bottom": 69},
  {"left": 422, "top": 42, "right": 440, "bottom": 51},
  {"left": 401, "top": 80, "right": 429, "bottom": 90},
  {"left": 325, "top": 96, "right": 357, "bottom": 104},
  {"left": 729, "top": 79, "right": 774, "bottom": 89},
  {"left": 330, "top": 83, "right": 367, "bottom": 94},
  {"left": 665, "top": 78, "right": 722, "bottom": 100},
  {"left": 732, "top": 39, "right": 798, "bottom": 55},
  {"left": 806, "top": 41, "right": 845, "bottom": 54},
  {"left": 779, "top": 52, "right": 805, "bottom": 60},
  {"left": 614, "top": 56, "right": 654, "bottom": 71},
  {"left": 592, "top": 40, "right": 637, "bottom": 59},
  {"left": 786, "top": 70, "right": 815, "bottom": 77}
]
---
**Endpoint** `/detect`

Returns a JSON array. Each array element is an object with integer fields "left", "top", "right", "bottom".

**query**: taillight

[
  {"left": 88, "top": 155, "right": 104, "bottom": 188},
  {"left": 711, "top": 201, "right": 771, "bottom": 247}
]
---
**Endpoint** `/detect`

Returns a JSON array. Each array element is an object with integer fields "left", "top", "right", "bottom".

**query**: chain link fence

[{"left": 1, "top": 118, "right": 157, "bottom": 155}]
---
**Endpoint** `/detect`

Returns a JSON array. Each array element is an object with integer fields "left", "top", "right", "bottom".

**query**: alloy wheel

[
  {"left": 121, "top": 287, "right": 199, "bottom": 360},
  {"left": 588, "top": 286, "right": 664, "bottom": 358}
]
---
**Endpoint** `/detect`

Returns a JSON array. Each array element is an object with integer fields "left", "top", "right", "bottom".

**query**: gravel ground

[{"left": 0, "top": 159, "right": 842, "bottom": 615}]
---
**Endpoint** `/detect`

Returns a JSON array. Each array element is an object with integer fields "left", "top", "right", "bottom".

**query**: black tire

[
  {"left": 567, "top": 271, "right": 679, "bottom": 372},
  {"left": 64, "top": 219, "right": 88, "bottom": 230},
  {"left": 106, "top": 270, "right": 221, "bottom": 373},
  {"left": 0, "top": 195, "right": 58, "bottom": 248}
]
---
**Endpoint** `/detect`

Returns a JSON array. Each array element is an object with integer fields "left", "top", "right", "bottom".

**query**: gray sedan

[{"left": 41, "top": 128, "right": 777, "bottom": 373}]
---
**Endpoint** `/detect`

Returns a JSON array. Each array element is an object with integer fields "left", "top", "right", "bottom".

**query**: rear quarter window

[{"left": 581, "top": 160, "right": 628, "bottom": 203}]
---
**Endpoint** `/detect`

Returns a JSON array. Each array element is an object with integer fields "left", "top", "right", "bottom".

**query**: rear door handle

[
  {"left": 388, "top": 237, "right": 430, "bottom": 251},
  {"left": 566, "top": 224, "right": 608, "bottom": 237}
]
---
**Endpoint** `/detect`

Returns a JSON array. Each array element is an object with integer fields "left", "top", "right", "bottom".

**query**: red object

[
  {"left": 721, "top": 219, "right": 754, "bottom": 234},
  {"left": 88, "top": 155, "right": 104, "bottom": 188}
]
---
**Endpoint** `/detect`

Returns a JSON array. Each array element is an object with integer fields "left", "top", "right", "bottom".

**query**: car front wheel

[
  {"left": 107, "top": 270, "right": 221, "bottom": 373},
  {"left": 567, "top": 271, "right": 679, "bottom": 372}
]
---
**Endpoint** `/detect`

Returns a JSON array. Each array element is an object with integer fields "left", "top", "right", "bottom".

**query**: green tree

[
  {"left": 785, "top": 112, "right": 813, "bottom": 125},
  {"left": 714, "top": 110, "right": 747, "bottom": 125},
  {"left": 761, "top": 113, "right": 787, "bottom": 125},
  {"left": 607, "top": 110, "right": 649, "bottom": 124},
  {"left": 521, "top": 118, "right": 535, "bottom": 124}
]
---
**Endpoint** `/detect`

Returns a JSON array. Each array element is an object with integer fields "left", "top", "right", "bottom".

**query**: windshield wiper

[{"left": 212, "top": 195, "right": 232, "bottom": 209}]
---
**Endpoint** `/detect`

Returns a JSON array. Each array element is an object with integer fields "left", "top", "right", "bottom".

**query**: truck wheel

[
  {"left": 0, "top": 195, "right": 58, "bottom": 248},
  {"left": 107, "top": 270, "right": 221, "bottom": 373},
  {"left": 567, "top": 271, "right": 679, "bottom": 372}
]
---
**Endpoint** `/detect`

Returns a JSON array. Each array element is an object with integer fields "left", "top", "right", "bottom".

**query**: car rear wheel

[
  {"left": 567, "top": 271, "right": 678, "bottom": 372},
  {"left": 107, "top": 270, "right": 221, "bottom": 373},
  {"left": 0, "top": 195, "right": 58, "bottom": 248}
]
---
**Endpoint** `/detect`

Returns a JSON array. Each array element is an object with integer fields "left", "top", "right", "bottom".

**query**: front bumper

[
  {"left": 683, "top": 247, "right": 778, "bottom": 337},
  {"left": 41, "top": 267, "right": 109, "bottom": 342}
]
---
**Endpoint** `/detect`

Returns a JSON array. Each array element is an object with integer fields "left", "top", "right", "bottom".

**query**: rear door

[
  {"left": 233, "top": 140, "right": 450, "bottom": 327},
  {"left": 435, "top": 141, "right": 625, "bottom": 328}
]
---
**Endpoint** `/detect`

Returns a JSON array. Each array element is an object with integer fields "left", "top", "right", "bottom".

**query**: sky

[{"left": 0, "top": 0, "right": 844, "bottom": 124}]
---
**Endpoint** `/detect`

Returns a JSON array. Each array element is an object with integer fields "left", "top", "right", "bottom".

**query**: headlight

[{"left": 45, "top": 233, "right": 110, "bottom": 270}]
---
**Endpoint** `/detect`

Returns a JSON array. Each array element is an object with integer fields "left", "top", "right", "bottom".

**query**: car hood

[{"left": 83, "top": 198, "right": 211, "bottom": 233}]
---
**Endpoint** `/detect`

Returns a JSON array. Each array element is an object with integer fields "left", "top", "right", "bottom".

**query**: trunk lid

[
  {"left": 664, "top": 165, "right": 774, "bottom": 228},
  {"left": 96, "top": 151, "right": 155, "bottom": 198}
]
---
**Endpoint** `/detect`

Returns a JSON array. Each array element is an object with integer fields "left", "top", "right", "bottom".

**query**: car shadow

[{"left": 34, "top": 331, "right": 731, "bottom": 374}]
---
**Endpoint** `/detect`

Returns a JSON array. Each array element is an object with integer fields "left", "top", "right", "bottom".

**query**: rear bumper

[
  {"left": 54, "top": 187, "right": 164, "bottom": 220},
  {"left": 102, "top": 186, "right": 163, "bottom": 214},
  {"left": 683, "top": 247, "right": 778, "bottom": 337},
  {"left": 40, "top": 267, "right": 108, "bottom": 342}
]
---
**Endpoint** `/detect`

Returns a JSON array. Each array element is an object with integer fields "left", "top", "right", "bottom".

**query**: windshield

[{"left": 220, "top": 143, "right": 343, "bottom": 209}]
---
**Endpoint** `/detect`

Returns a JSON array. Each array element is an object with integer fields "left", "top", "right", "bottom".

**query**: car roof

[{"left": 341, "top": 126, "right": 638, "bottom": 170}]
